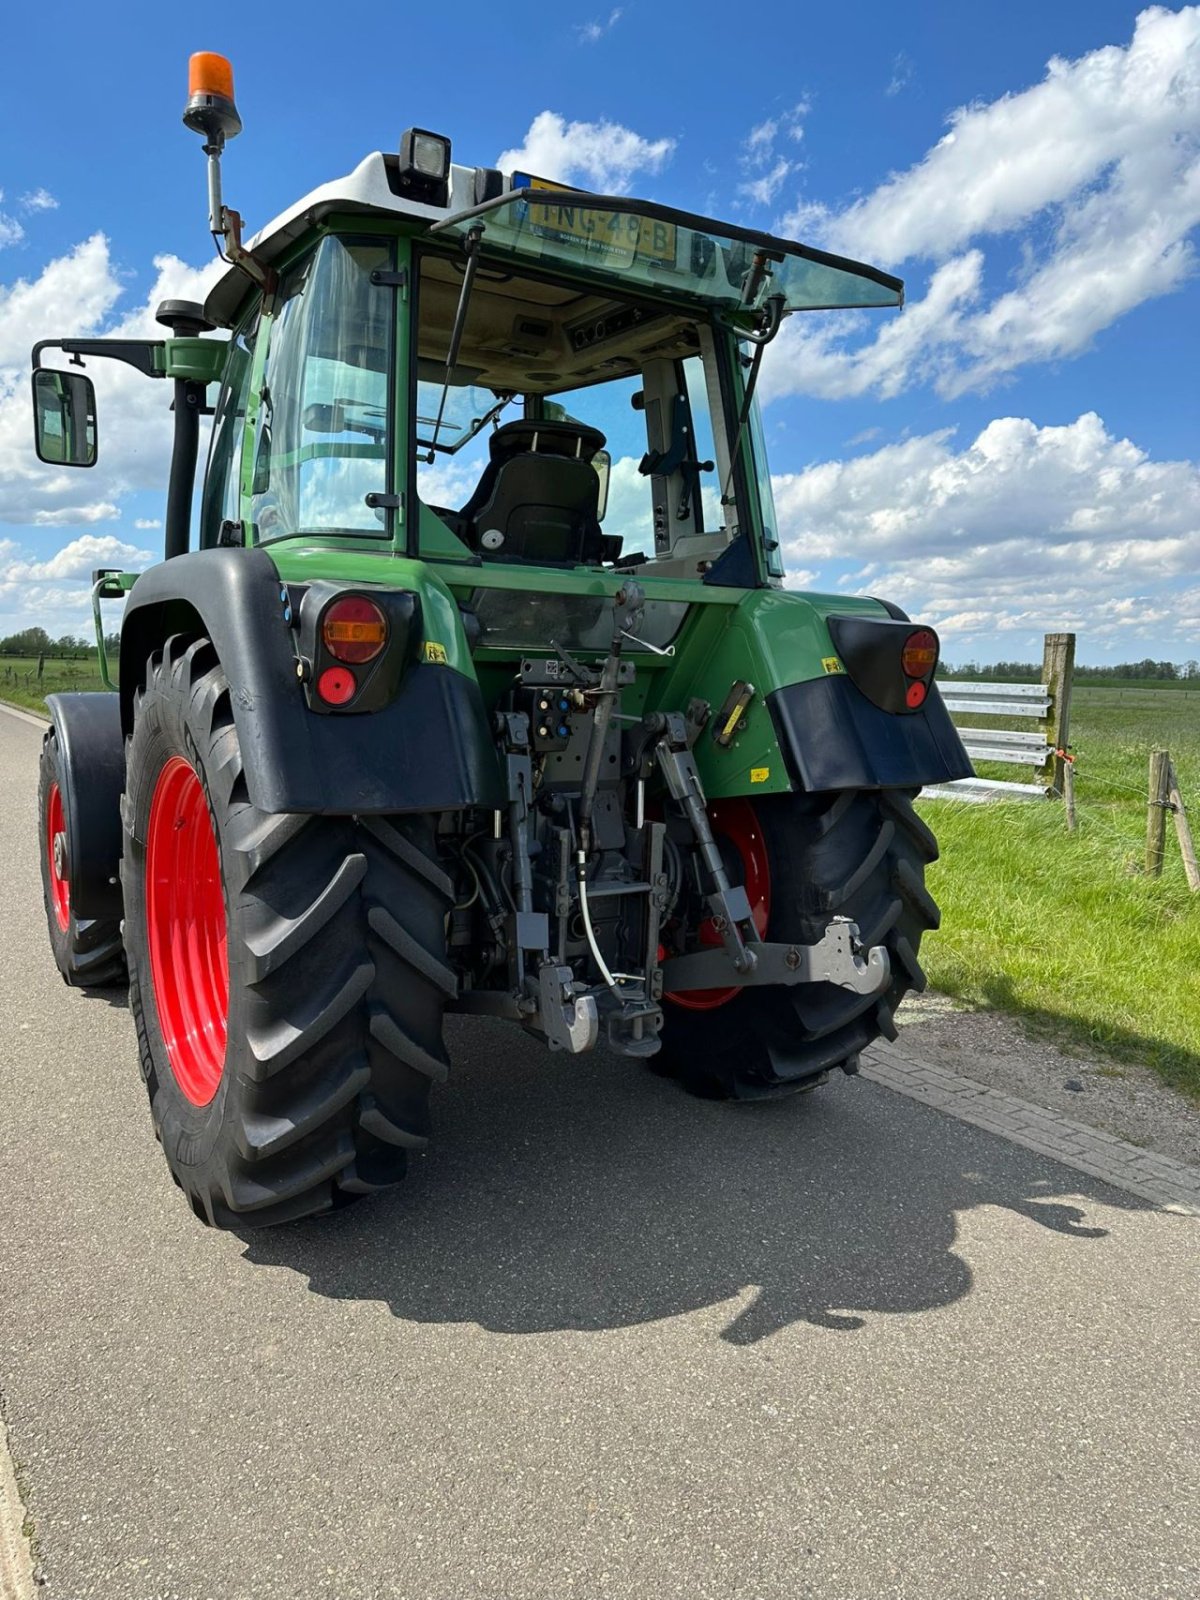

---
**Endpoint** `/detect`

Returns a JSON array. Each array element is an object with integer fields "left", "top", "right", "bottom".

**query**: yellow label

[
  {"left": 750, "top": 767, "right": 770, "bottom": 784},
  {"left": 423, "top": 641, "right": 448, "bottom": 665},
  {"left": 720, "top": 705, "right": 745, "bottom": 741},
  {"left": 822, "top": 656, "right": 844, "bottom": 675}
]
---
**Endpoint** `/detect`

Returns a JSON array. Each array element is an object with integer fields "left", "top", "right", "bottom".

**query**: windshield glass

[{"left": 432, "top": 187, "right": 902, "bottom": 317}]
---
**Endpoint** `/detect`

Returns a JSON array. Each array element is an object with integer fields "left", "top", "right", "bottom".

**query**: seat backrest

[{"left": 471, "top": 452, "right": 604, "bottom": 565}]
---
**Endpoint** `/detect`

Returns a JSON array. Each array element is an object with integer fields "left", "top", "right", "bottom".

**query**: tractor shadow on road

[{"left": 239, "top": 1017, "right": 1146, "bottom": 1343}]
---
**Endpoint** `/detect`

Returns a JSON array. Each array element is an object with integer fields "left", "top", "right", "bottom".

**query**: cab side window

[
  {"left": 249, "top": 236, "right": 393, "bottom": 541},
  {"left": 199, "top": 304, "right": 258, "bottom": 548}
]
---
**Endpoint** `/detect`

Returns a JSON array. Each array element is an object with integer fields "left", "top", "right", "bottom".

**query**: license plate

[{"left": 521, "top": 179, "right": 677, "bottom": 266}]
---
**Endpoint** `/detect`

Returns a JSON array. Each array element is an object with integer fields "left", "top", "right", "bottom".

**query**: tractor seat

[{"left": 459, "top": 419, "right": 611, "bottom": 566}]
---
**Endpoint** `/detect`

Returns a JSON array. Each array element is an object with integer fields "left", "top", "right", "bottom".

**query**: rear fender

[
  {"left": 661, "top": 588, "right": 971, "bottom": 796},
  {"left": 120, "top": 548, "right": 504, "bottom": 815},
  {"left": 45, "top": 691, "right": 125, "bottom": 918}
]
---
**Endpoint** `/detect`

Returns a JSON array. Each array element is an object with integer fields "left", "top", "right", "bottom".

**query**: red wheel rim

[
  {"left": 145, "top": 757, "right": 229, "bottom": 1106},
  {"left": 667, "top": 797, "right": 771, "bottom": 1011},
  {"left": 46, "top": 781, "right": 70, "bottom": 932}
]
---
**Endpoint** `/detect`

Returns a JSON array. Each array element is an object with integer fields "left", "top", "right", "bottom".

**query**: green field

[
  {"left": 2, "top": 660, "right": 1196, "bottom": 1093},
  {"left": 921, "top": 683, "right": 1200, "bottom": 1096},
  {"left": 0, "top": 655, "right": 108, "bottom": 713}
]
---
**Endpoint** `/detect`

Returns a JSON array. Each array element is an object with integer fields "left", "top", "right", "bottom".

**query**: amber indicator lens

[
  {"left": 901, "top": 628, "right": 938, "bottom": 679},
  {"left": 321, "top": 597, "right": 387, "bottom": 664}
]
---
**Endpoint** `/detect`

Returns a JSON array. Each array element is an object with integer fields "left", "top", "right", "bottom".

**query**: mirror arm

[{"left": 32, "top": 338, "right": 166, "bottom": 379}]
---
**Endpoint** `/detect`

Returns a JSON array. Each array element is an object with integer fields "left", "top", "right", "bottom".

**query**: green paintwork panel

[
  {"left": 162, "top": 337, "right": 228, "bottom": 385},
  {"left": 267, "top": 541, "right": 476, "bottom": 678},
  {"left": 266, "top": 539, "right": 891, "bottom": 800},
  {"left": 643, "top": 588, "right": 890, "bottom": 798}
]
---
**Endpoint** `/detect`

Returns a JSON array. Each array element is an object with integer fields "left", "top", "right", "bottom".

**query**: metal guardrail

[{"left": 924, "top": 635, "right": 1076, "bottom": 804}]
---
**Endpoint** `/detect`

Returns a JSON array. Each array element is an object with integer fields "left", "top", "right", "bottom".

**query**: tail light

[
  {"left": 321, "top": 596, "right": 388, "bottom": 664},
  {"left": 901, "top": 629, "right": 938, "bottom": 680}
]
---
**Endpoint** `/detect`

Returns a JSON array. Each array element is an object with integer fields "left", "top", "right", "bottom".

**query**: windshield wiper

[{"left": 425, "top": 223, "right": 484, "bottom": 462}]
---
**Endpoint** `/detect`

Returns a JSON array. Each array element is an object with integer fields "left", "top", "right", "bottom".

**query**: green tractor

[{"left": 32, "top": 54, "right": 970, "bottom": 1228}]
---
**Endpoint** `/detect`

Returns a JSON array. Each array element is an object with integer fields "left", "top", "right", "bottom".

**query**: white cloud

[
  {"left": 0, "top": 234, "right": 221, "bottom": 531},
  {"left": 2, "top": 532, "right": 154, "bottom": 583},
  {"left": 886, "top": 53, "right": 914, "bottom": 98},
  {"left": 739, "top": 103, "right": 807, "bottom": 208},
  {"left": 0, "top": 532, "right": 154, "bottom": 635},
  {"left": 133, "top": 517, "right": 161, "bottom": 529},
  {"left": 577, "top": 7, "right": 622, "bottom": 43},
  {"left": 773, "top": 412, "right": 1200, "bottom": 649},
  {"left": 497, "top": 112, "right": 675, "bottom": 193},
  {"left": 772, "top": 7, "right": 1200, "bottom": 399},
  {"left": 20, "top": 189, "right": 58, "bottom": 214}
]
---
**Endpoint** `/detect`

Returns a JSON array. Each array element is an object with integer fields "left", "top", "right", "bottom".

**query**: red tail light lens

[
  {"left": 317, "top": 666, "right": 357, "bottom": 706},
  {"left": 322, "top": 596, "right": 387, "bottom": 664},
  {"left": 901, "top": 628, "right": 938, "bottom": 679}
]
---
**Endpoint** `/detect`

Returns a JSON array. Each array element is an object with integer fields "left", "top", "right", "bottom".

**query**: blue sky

[{"left": 1, "top": 1, "right": 1197, "bottom": 664}]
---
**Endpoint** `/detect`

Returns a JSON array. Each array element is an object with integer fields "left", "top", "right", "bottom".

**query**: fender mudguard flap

[
  {"left": 46, "top": 692, "right": 125, "bottom": 918},
  {"left": 120, "top": 548, "right": 504, "bottom": 815},
  {"left": 767, "top": 673, "right": 974, "bottom": 793}
]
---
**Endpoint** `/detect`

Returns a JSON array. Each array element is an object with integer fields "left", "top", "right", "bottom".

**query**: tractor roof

[
  {"left": 204, "top": 153, "right": 903, "bottom": 330},
  {"left": 205, "top": 154, "right": 487, "bottom": 327}
]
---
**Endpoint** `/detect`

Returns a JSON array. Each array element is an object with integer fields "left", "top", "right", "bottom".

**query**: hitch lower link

[{"left": 660, "top": 917, "right": 890, "bottom": 996}]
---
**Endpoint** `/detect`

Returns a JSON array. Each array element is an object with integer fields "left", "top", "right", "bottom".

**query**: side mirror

[{"left": 32, "top": 367, "right": 97, "bottom": 467}]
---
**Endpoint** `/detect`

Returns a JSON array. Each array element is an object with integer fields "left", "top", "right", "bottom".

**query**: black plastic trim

[
  {"left": 827, "top": 613, "right": 937, "bottom": 715},
  {"left": 45, "top": 692, "right": 125, "bottom": 918},
  {"left": 767, "top": 674, "right": 973, "bottom": 793},
  {"left": 120, "top": 547, "right": 504, "bottom": 814}
]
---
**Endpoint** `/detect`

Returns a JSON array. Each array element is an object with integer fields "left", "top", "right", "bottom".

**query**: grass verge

[{"left": 920, "top": 684, "right": 1200, "bottom": 1098}]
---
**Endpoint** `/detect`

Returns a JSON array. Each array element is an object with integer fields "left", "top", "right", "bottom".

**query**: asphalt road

[{"left": 1, "top": 704, "right": 1197, "bottom": 1600}]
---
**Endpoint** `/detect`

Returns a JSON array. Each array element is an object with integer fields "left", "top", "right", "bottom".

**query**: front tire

[
  {"left": 121, "top": 635, "right": 454, "bottom": 1227},
  {"left": 37, "top": 730, "right": 125, "bottom": 988},
  {"left": 658, "top": 789, "right": 940, "bottom": 1099}
]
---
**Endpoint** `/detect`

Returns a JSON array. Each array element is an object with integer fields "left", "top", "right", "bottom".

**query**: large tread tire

[
  {"left": 120, "top": 635, "right": 453, "bottom": 1228},
  {"left": 37, "top": 729, "right": 126, "bottom": 989},
  {"left": 657, "top": 789, "right": 939, "bottom": 1100}
]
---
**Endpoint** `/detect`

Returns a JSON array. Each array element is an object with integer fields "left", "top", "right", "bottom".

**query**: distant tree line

[
  {"left": 941, "top": 658, "right": 1199, "bottom": 681},
  {"left": 0, "top": 626, "right": 119, "bottom": 659}
]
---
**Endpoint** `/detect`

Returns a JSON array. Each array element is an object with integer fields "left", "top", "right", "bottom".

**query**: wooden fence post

[
  {"left": 1167, "top": 760, "right": 1200, "bottom": 893},
  {"left": 1041, "top": 632, "right": 1075, "bottom": 796},
  {"left": 1146, "top": 749, "right": 1171, "bottom": 877}
]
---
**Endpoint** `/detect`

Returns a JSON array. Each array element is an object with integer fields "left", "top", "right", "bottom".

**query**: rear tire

[
  {"left": 37, "top": 730, "right": 126, "bottom": 988},
  {"left": 658, "top": 789, "right": 939, "bottom": 1100},
  {"left": 121, "top": 635, "right": 454, "bottom": 1228}
]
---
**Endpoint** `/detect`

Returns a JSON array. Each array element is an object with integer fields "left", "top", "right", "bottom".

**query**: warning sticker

[
  {"left": 821, "top": 656, "right": 844, "bottom": 675},
  {"left": 750, "top": 767, "right": 770, "bottom": 784},
  {"left": 423, "top": 641, "right": 449, "bottom": 665}
]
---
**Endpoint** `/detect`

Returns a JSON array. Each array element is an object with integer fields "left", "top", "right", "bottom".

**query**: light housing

[
  {"left": 182, "top": 51, "right": 243, "bottom": 143},
  {"left": 397, "top": 128, "right": 452, "bottom": 206}
]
